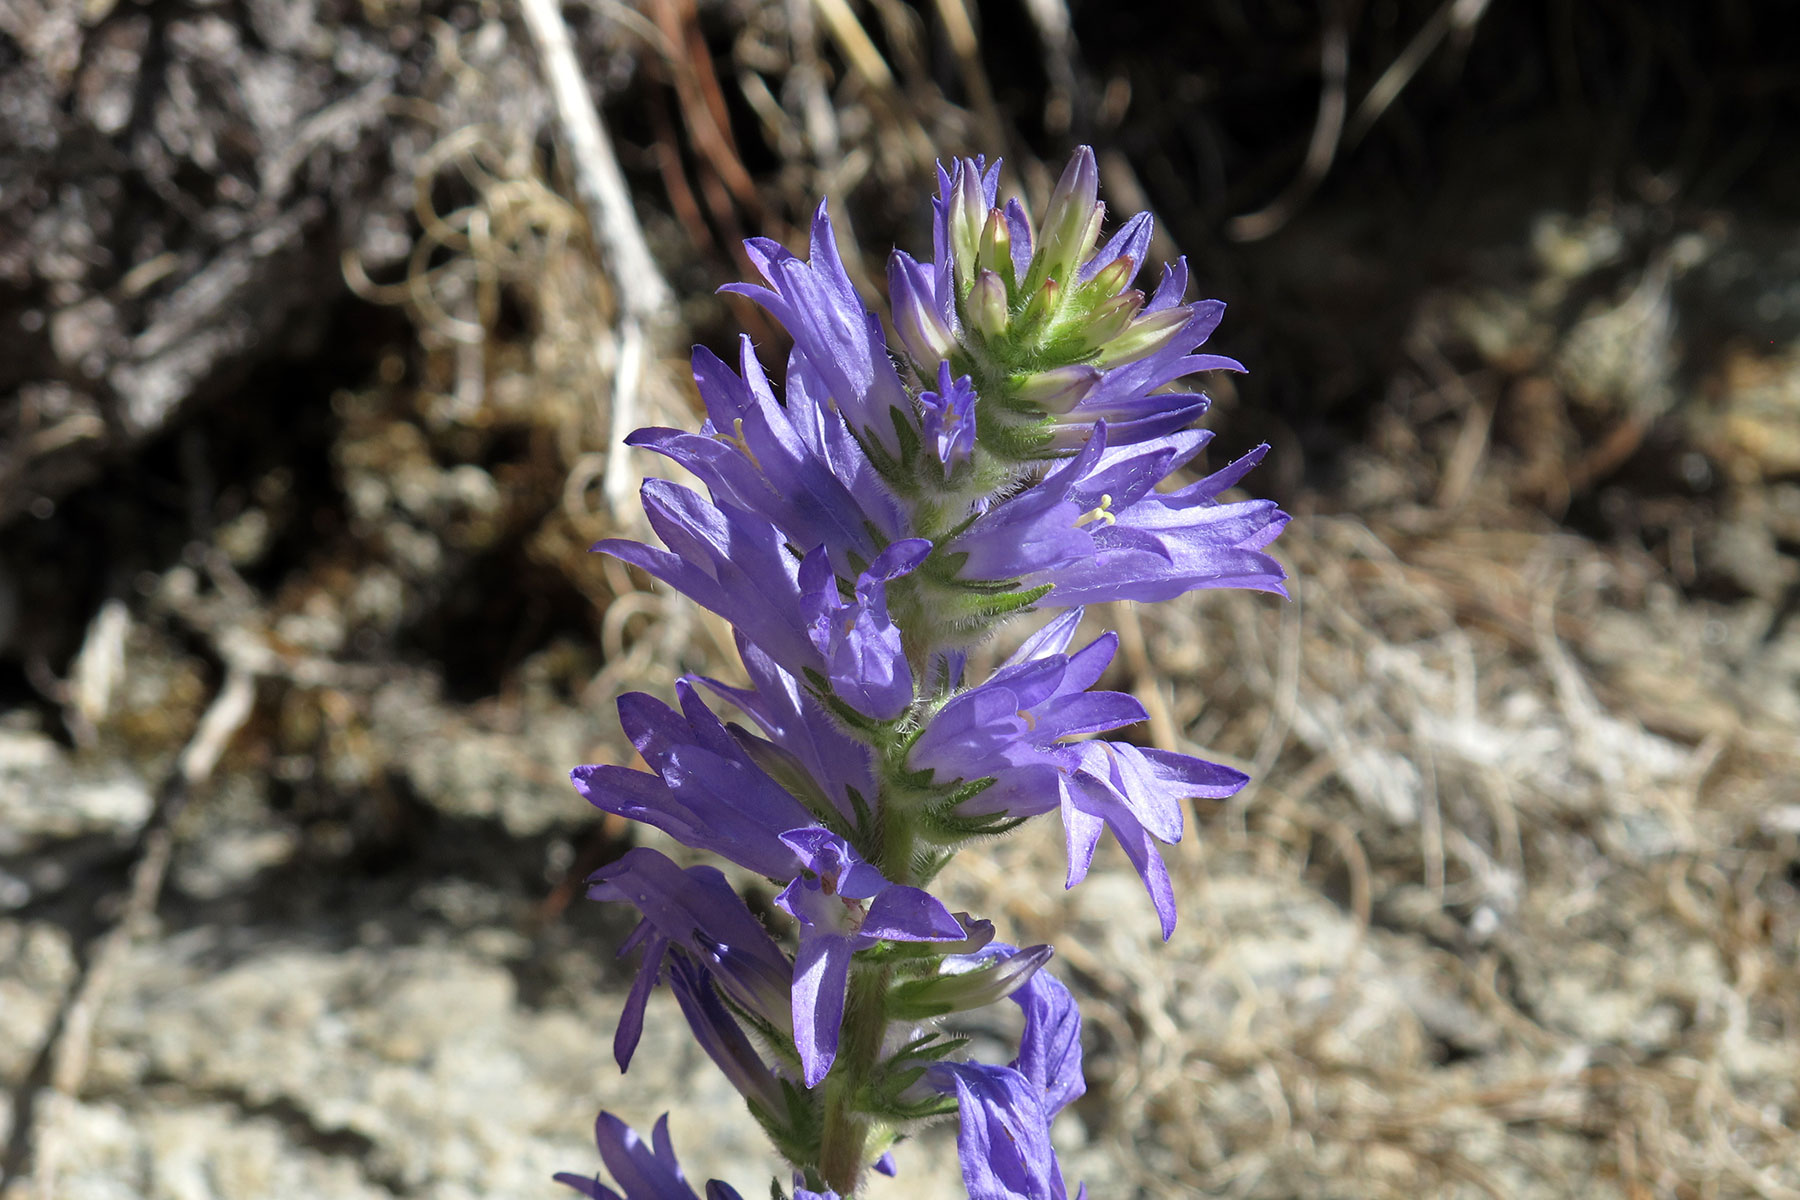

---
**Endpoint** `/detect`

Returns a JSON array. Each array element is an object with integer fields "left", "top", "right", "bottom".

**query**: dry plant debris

[{"left": 3, "top": 2, "right": 1799, "bottom": 1198}]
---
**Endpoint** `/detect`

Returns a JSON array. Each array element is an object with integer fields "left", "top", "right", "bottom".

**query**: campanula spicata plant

[{"left": 560, "top": 147, "right": 1289, "bottom": 1199}]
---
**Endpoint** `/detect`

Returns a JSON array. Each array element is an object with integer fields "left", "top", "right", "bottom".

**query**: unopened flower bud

[
  {"left": 1086, "top": 254, "right": 1135, "bottom": 297},
  {"left": 889, "top": 250, "right": 955, "bottom": 367},
  {"left": 1030, "top": 147, "right": 1102, "bottom": 292},
  {"left": 977, "top": 208, "right": 1012, "bottom": 284},
  {"left": 949, "top": 162, "right": 988, "bottom": 292},
  {"left": 1094, "top": 304, "right": 1192, "bottom": 367},
  {"left": 1019, "top": 276, "right": 1062, "bottom": 329},
  {"left": 1077, "top": 290, "right": 1144, "bottom": 351},
  {"left": 1014, "top": 364, "right": 1101, "bottom": 413},
  {"left": 886, "top": 944, "right": 1054, "bottom": 1020},
  {"left": 969, "top": 270, "right": 1010, "bottom": 340}
]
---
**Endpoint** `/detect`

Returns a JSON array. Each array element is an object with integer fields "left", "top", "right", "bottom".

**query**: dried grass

[
  {"left": 349, "top": 6, "right": 1800, "bottom": 1194},
  {"left": 930, "top": 478, "right": 1800, "bottom": 1197}
]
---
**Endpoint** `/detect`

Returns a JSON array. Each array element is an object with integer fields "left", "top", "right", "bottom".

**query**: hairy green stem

[{"left": 819, "top": 964, "right": 894, "bottom": 1193}]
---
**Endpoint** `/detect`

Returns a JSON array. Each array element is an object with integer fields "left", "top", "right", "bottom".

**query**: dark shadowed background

[{"left": 3, "top": 1, "right": 1798, "bottom": 1196}]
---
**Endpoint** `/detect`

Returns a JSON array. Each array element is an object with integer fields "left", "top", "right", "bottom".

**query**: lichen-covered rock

[{"left": 0, "top": 0, "right": 558, "bottom": 523}]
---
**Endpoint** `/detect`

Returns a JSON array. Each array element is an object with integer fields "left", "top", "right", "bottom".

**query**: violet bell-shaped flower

[
  {"left": 722, "top": 202, "right": 915, "bottom": 460},
  {"left": 555, "top": 1112, "right": 747, "bottom": 1200},
  {"left": 921, "top": 946, "right": 1087, "bottom": 1200},
  {"left": 943, "top": 423, "right": 1290, "bottom": 607},
  {"left": 570, "top": 682, "right": 819, "bottom": 880},
  {"left": 908, "top": 613, "right": 1138, "bottom": 822},
  {"left": 595, "top": 482, "right": 928, "bottom": 719},
  {"left": 774, "top": 828, "right": 966, "bottom": 1086},
  {"left": 925, "top": 1064, "right": 1063, "bottom": 1200},
  {"left": 949, "top": 942, "right": 1086, "bottom": 1121},
  {"left": 627, "top": 336, "right": 905, "bottom": 580},
  {"left": 588, "top": 848, "right": 794, "bottom": 1070},
  {"left": 909, "top": 608, "right": 1249, "bottom": 937},
  {"left": 800, "top": 539, "right": 930, "bottom": 722},
  {"left": 918, "top": 360, "right": 977, "bottom": 480},
  {"left": 692, "top": 632, "right": 877, "bottom": 826},
  {"left": 1059, "top": 738, "right": 1248, "bottom": 938}
]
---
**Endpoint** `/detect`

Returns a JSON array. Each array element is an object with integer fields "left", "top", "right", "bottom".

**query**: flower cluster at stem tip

[{"left": 559, "top": 147, "right": 1289, "bottom": 1199}]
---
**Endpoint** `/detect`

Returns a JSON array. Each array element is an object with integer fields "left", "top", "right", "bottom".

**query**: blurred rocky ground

[{"left": 3, "top": 1, "right": 1799, "bottom": 1197}]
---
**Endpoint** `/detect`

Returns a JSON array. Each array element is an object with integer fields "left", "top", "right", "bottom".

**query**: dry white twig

[
  {"left": 516, "top": 0, "right": 678, "bottom": 524},
  {"left": 516, "top": 0, "right": 671, "bottom": 324},
  {"left": 1228, "top": 3, "right": 1350, "bottom": 242},
  {"left": 29, "top": 656, "right": 257, "bottom": 1200}
]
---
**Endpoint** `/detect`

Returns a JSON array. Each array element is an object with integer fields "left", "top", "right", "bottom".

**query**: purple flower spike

[
  {"left": 919, "top": 361, "right": 977, "bottom": 479},
  {"left": 723, "top": 202, "right": 914, "bottom": 459},
  {"left": 555, "top": 1112, "right": 747, "bottom": 1200},
  {"left": 775, "top": 829, "right": 966, "bottom": 1085},
  {"left": 799, "top": 538, "right": 931, "bottom": 721},
  {"left": 569, "top": 145, "right": 1290, "bottom": 1194}
]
